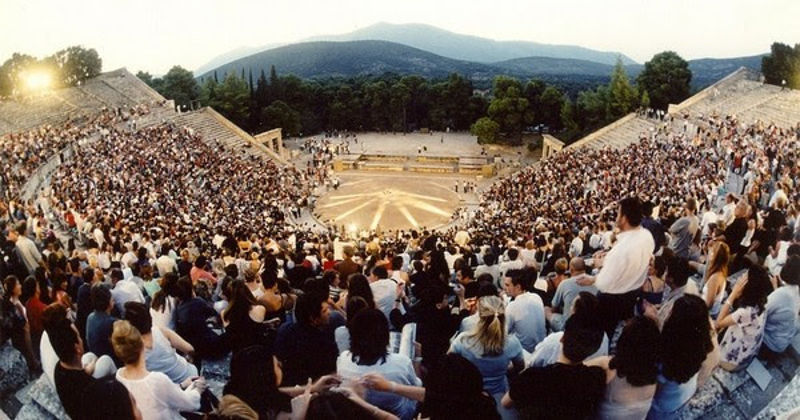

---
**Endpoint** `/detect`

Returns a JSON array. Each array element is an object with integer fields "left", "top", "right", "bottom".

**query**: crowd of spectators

[{"left": 0, "top": 91, "right": 798, "bottom": 420}]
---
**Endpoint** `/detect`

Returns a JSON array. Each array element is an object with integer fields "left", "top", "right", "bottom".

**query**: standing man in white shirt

[
  {"left": 591, "top": 197, "right": 654, "bottom": 337},
  {"left": 503, "top": 269, "right": 546, "bottom": 353}
]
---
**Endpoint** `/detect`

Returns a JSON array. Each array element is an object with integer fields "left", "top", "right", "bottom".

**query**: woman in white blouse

[{"left": 112, "top": 320, "right": 205, "bottom": 420}]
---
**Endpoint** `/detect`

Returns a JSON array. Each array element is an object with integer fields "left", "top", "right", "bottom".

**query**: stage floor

[{"left": 315, "top": 173, "right": 468, "bottom": 231}]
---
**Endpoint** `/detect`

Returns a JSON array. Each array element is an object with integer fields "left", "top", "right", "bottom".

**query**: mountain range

[{"left": 195, "top": 22, "right": 765, "bottom": 91}]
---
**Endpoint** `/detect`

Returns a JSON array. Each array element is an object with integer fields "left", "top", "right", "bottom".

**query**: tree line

[
  {"left": 0, "top": 46, "right": 102, "bottom": 97},
  {"left": 139, "top": 51, "right": 694, "bottom": 145}
]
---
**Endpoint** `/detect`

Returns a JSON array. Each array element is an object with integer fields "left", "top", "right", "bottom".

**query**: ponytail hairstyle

[{"left": 467, "top": 295, "right": 506, "bottom": 356}]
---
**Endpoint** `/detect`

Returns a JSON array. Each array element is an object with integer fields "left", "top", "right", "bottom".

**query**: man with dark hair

[
  {"left": 475, "top": 252, "right": 501, "bottom": 287},
  {"left": 647, "top": 256, "right": 698, "bottom": 327},
  {"left": 592, "top": 197, "right": 654, "bottom": 337},
  {"left": 76, "top": 267, "right": 103, "bottom": 339},
  {"left": 334, "top": 245, "right": 361, "bottom": 282},
  {"left": 499, "top": 247, "right": 524, "bottom": 278},
  {"left": 668, "top": 198, "right": 699, "bottom": 258},
  {"left": 49, "top": 318, "right": 96, "bottom": 420},
  {"left": 502, "top": 314, "right": 606, "bottom": 419},
  {"left": 85, "top": 284, "right": 119, "bottom": 362},
  {"left": 369, "top": 265, "right": 397, "bottom": 322},
  {"left": 641, "top": 201, "right": 666, "bottom": 253},
  {"left": 274, "top": 293, "right": 336, "bottom": 386},
  {"left": 503, "top": 269, "right": 546, "bottom": 352}
]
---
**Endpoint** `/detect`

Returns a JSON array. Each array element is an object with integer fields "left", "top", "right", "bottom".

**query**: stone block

[
  {"left": 755, "top": 374, "right": 800, "bottom": 420},
  {"left": 713, "top": 368, "right": 750, "bottom": 393},
  {"left": 677, "top": 378, "right": 726, "bottom": 420},
  {"left": 729, "top": 365, "right": 789, "bottom": 419},
  {"left": 200, "top": 352, "right": 232, "bottom": 382},
  {"left": 696, "top": 401, "right": 746, "bottom": 420},
  {"left": 27, "top": 375, "right": 67, "bottom": 420},
  {"left": 14, "top": 401, "right": 58, "bottom": 420},
  {"left": 0, "top": 343, "right": 28, "bottom": 396}
]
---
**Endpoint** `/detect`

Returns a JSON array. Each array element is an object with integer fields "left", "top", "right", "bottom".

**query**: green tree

[
  {"left": 199, "top": 77, "right": 219, "bottom": 109},
  {"left": 560, "top": 98, "right": 578, "bottom": 131},
  {"left": 470, "top": 117, "right": 500, "bottom": 144},
  {"left": 136, "top": 71, "right": 164, "bottom": 93},
  {"left": 49, "top": 46, "right": 102, "bottom": 86},
  {"left": 640, "top": 90, "right": 651, "bottom": 109},
  {"left": 539, "top": 86, "right": 565, "bottom": 130},
  {"left": 215, "top": 72, "right": 250, "bottom": 126},
  {"left": 608, "top": 57, "right": 636, "bottom": 117},
  {"left": 487, "top": 76, "right": 532, "bottom": 143},
  {"left": 0, "top": 53, "right": 37, "bottom": 96},
  {"left": 160, "top": 66, "right": 199, "bottom": 108},
  {"left": 762, "top": 42, "right": 800, "bottom": 89},
  {"left": 390, "top": 81, "right": 411, "bottom": 132},
  {"left": 263, "top": 100, "right": 301, "bottom": 136},
  {"left": 636, "top": 51, "right": 691, "bottom": 110}
]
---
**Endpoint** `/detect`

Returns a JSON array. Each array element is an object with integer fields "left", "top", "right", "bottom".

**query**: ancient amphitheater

[{"left": 1, "top": 67, "right": 800, "bottom": 419}]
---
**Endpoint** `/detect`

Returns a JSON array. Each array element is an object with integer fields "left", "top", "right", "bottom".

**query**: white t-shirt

[
  {"left": 370, "top": 279, "right": 398, "bottom": 322},
  {"left": 506, "top": 292, "right": 546, "bottom": 352}
]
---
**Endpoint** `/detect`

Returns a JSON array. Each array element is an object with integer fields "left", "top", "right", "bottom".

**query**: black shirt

[
  {"left": 509, "top": 363, "right": 606, "bottom": 420},
  {"left": 54, "top": 363, "right": 96, "bottom": 420},
  {"left": 273, "top": 321, "right": 337, "bottom": 386}
]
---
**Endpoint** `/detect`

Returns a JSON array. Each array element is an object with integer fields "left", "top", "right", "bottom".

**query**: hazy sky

[{"left": 2, "top": 0, "right": 798, "bottom": 75}]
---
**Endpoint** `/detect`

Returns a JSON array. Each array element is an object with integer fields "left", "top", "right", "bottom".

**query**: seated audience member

[
  {"left": 150, "top": 272, "right": 179, "bottom": 331},
  {"left": 647, "top": 255, "right": 699, "bottom": 328},
  {"left": 173, "top": 276, "right": 228, "bottom": 361},
  {"left": 81, "top": 377, "right": 143, "bottom": 420},
  {"left": 390, "top": 282, "right": 468, "bottom": 370},
  {"left": 223, "top": 344, "right": 340, "bottom": 419},
  {"left": 2, "top": 275, "right": 40, "bottom": 373},
  {"left": 640, "top": 255, "right": 666, "bottom": 306},
  {"left": 110, "top": 268, "right": 145, "bottom": 317},
  {"left": 585, "top": 316, "right": 660, "bottom": 419},
  {"left": 304, "top": 389, "right": 399, "bottom": 420},
  {"left": 363, "top": 353, "right": 500, "bottom": 420},
  {"left": 274, "top": 292, "right": 338, "bottom": 386},
  {"left": 716, "top": 264, "right": 773, "bottom": 371},
  {"left": 222, "top": 280, "right": 273, "bottom": 354},
  {"left": 649, "top": 295, "right": 716, "bottom": 417},
  {"left": 112, "top": 320, "right": 205, "bottom": 419},
  {"left": 49, "top": 316, "right": 117, "bottom": 420},
  {"left": 762, "top": 256, "right": 800, "bottom": 355},
  {"left": 502, "top": 313, "right": 606, "bottom": 419},
  {"left": 502, "top": 269, "right": 546, "bottom": 353},
  {"left": 369, "top": 266, "right": 398, "bottom": 322},
  {"left": 449, "top": 296, "right": 525, "bottom": 419},
  {"left": 207, "top": 395, "right": 258, "bottom": 420},
  {"left": 530, "top": 292, "right": 609, "bottom": 367},
  {"left": 335, "top": 296, "right": 371, "bottom": 354},
  {"left": 546, "top": 257, "right": 597, "bottom": 331},
  {"left": 22, "top": 276, "right": 47, "bottom": 350},
  {"left": 85, "top": 284, "right": 119, "bottom": 362},
  {"left": 123, "top": 302, "right": 197, "bottom": 384},
  {"left": 701, "top": 242, "right": 729, "bottom": 319},
  {"left": 337, "top": 309, "right": 422, "bottom": 420}
]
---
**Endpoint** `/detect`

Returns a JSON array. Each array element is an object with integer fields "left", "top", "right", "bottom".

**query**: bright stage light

[{"left": 24, "top": 71, "right": 52, "bottom": 91}]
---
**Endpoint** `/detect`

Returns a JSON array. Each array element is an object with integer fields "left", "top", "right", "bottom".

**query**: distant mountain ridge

[
  {"left": 198, "top": 39, "right": 763, "bottom": 92},
  {"left": 303, "top": 22, "right": 637, "bottom": 66}
]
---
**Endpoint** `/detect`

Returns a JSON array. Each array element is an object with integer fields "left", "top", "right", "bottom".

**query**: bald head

[{"left": 570, "top": 257, "right": 586, "bottom": 275}]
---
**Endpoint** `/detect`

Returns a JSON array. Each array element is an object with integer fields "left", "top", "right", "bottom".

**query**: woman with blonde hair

[
  {"left": 702, "top": 241, "right": 729, "bottom": 319},
  {"left": 449, "top": 295, "right": 524, "bottom": 419},
  {"left": 112, "top": 320, "right": 205, "bottom": 419}
]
